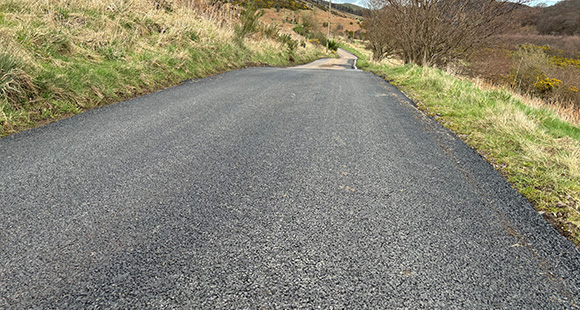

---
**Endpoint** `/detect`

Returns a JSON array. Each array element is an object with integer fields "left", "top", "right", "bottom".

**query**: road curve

[
  {"left": 1, "top": 62, "right": 580, "bottom": 308},
  {"left": 295, "top": 48, "right": 358, "bottom": 70}
]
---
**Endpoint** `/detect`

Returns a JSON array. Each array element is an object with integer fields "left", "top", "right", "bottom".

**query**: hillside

[
  {"left": 0, "top": 0, "right": 330, "bottom": 136},
  {"left": 307, "top": 0, "right": 366, "bottom": 17},
  {"left": 333, "top": 2, "right": 367, "bottom": 16},
  {"left": 526, "top": 0, "right": 580, "bottom": 35},
  {"left": 259, "top": 4, "right": 364, "bottom": 40}
]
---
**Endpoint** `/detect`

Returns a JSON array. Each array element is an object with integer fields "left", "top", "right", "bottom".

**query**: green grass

[
  {"left": 0, "top": 1, "right": 329, "bottom": 136},
  {"left": 343, "top": 42, "right": 580, "bottom": 245}
]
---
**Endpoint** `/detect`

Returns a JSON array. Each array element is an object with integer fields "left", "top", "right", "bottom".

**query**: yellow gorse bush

[
  {"left": 552, "top": 56, "right": 580, "bottom": 69},
  {"left": 534, "top": 75, "right": 562, "bottom": 93},
  {"left": 308, "top": 38, "right": 320, "bottom": 45}
]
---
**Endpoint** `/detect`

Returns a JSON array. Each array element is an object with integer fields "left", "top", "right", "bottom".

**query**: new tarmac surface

[{"left": 1, "top": 51, "right": 580, "bottom": 308}]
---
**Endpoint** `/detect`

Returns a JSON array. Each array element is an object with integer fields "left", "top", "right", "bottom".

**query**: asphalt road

[{"left": 1, "top": 54, "right": 580, "bottom": 309}]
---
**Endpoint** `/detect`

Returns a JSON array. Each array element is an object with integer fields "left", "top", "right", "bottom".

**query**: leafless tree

[{"left": 365, "top": 0, "right": 529, "bottom": 66}]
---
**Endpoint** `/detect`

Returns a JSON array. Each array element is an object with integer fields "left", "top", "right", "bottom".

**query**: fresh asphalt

[{"left": 1, "top": 52, "right": 580, "bottom": 309}]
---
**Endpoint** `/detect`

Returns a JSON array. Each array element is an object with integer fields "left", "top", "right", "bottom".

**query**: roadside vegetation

[
  {"left": 0, "top": 0, "right": 329, "bottom": 136},
  {"left": 362, "top": 0, "right": 580, "bottom": 120},
  {"left": 359, "top": 0, "right": 580, "bottom": 245},
  {"left": 343, "top": 40, "right": 580, "bottom": 245},
  {"left": 467, "top": 38, "right": 580, "bottom": 121}
]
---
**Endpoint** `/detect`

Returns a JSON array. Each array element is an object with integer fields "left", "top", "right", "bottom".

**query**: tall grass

[
  {"left": 0, "top": 0, "right": 327, "bottom": 136},
  {"left": 343, "top": 42, "right": 580, "bottom": 245},
  {"left": 0, "top": 52, "right": 35, "bottom": 105}
]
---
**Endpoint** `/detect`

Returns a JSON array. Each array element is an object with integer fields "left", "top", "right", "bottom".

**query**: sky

[
  {"left": 530, "top": 0, "right": 562, "bottom": 5},
  {"left": 334, "top": 0, "right": 564, "bottom": 8},
  {"left": 334, "top": 0, "right": 366, "bottom": 7}
]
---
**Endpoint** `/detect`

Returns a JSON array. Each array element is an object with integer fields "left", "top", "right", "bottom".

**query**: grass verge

[
  {"left": 0, "top": 0, "right": 330, "bottom": 137},
  {"left": 343, "top": 42, "right": 580, "bottom": 245}
]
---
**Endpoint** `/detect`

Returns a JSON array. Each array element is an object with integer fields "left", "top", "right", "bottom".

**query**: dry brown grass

[
  {"left": 259, "top": 6, "right": 362, "bottom": 38},
  {"left": 465, "top": 34, "right": 580, "bottom": 123},
  {"left": 0, "top": 0, "right": 328, "bottom": 136}
]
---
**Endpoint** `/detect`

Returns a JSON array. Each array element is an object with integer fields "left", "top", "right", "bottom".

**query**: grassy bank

[
  {"left": 0, "top": 0, "right": 329, "bottom": 136},
  {"left": 343, "top": 42, "right": 580, "bottom": 245}
]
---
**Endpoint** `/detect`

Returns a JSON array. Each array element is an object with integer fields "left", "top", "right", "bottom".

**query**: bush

[
  {"left": 505, "top": 44, "right": 580, "bottom": 109},
  {"left": 234, "top": 3, "right": 264, "bottom": 45},
  {"left": 328, "top": 39, "right": 338, "bottom": 52},
  {"left": 293, "top": 25, "right": 306, "bottom": 36},
  {"left": 261, "top": 24, "right": 279, "bottom": 40},
  {"left": 279, "top": 34, "right": 298, "bottom": 62},
  {"left": 309, "top": 31, "right": 327, "bottom": 45},
  {"left": 366, "top": 0, "right": 526, "bottom": 66},
  {"left": 308, "top": 38, "right": 320, "bottom": 45},
  {"left": 300, "top": 12, "right": 317, "bottom": 33}
]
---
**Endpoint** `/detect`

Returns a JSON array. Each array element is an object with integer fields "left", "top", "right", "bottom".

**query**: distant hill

[
  {"left": 335, "top": 3, "right": 365, "bottom": 11},
  {"left": 307, "top": 0, "right": 367, "bottom": 16},
  {"left": 227, "top": 0, "right": 309, "bottom": 10},
  {"left": 332, "top": 2, "right": 367, "bottom": 16},
  {"left": 225, "top": 0, "right": 367, "bottom": 17},
  {"left": 524, "top": 0, "right": 580, "bottom": 35}
]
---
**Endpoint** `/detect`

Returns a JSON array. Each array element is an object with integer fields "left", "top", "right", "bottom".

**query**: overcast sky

[{"left": 334, "top": 0, "right": 564, "bottom": 8}]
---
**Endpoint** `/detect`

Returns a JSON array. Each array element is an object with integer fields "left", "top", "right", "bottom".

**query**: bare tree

[{"left": 365, "top": 0, "right": 529, "bottom": 66}]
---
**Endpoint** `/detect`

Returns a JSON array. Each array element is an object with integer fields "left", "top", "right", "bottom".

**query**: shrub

[
  {"left": 510, "top": 46, "right": 549, "bottom": 90},
  {"left": 234, "top": 3, "right": 264, "bottom": 45},
  {"left": 293, "top": 24, "right": 306, "bottom": 36},
  {"left": 328, "top": 39, "right": 338, "bottom": 52},
  {"left": 309, "top": 31, "right": 327, "bottom": 44},
  {"left": 308, "top": 38, "right": 320, "bottom": 45},
  {"left": 300, "top": 12, "right": 317, "bottom": 33},
  {"left": 279, "top": 34, "right": 298, "bottom": 62},
  {"left": 503, "top": 44, "right": 580, "bottom": 110},
  {"left": 366, "top": 0, "right": 526, "bottom": 66},
  {"left": 261, "top": 24, "right": 279, "bottom": 40},
  {"left": 534, "top": 75, "right": 562, "bottom": 94}
]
